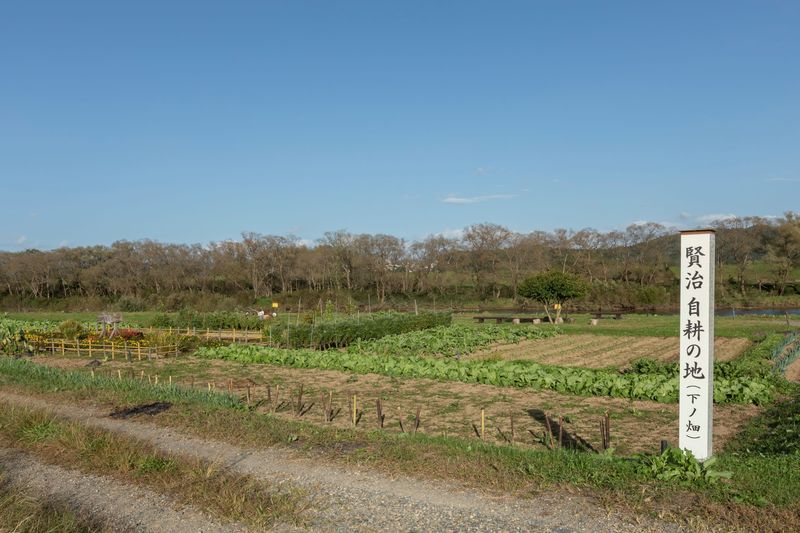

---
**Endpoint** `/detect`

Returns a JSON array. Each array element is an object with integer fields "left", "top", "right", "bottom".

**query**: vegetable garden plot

[
  {"left": 25, "top": 355, "right": 762, "bottom": 456},
  {"left": 475, "top": 335, "right": 751, "bottom": 368}
]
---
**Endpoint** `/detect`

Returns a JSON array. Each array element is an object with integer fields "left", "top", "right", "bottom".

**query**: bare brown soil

[
  {"left": 786, "top": 357, "right": 800, "bottom": 382},
  {"left": 473, "top": 335, "right": 751, "bottom": 368},
  {"left": 31, "top": 355, "right": 759, "bottom": 456}
]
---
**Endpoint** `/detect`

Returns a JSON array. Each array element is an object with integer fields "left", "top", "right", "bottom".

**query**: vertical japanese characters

[{"left": 679, "top": 231, "right": 715, "bottom": 461}]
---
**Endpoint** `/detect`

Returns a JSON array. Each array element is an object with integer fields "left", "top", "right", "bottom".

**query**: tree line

[{"left": 1, "top": 213, "right": 798, "bottom": 311}]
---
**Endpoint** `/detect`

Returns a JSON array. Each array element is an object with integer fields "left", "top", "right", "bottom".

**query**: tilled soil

[
  {"left": 0, "top": 391, "right": 682, "bottom": 533},
  {"left": 30, "top": 355, "right": 759, "bottom": 456}
]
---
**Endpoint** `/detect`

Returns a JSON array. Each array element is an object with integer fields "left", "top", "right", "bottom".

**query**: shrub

[{"left": 266, "top": 312, "right": 452, "bottom": 349}]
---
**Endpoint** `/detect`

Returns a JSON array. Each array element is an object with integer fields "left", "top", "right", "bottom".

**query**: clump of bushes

[{"left": 266, "top": 312, "right": 452, "bottom": 349}]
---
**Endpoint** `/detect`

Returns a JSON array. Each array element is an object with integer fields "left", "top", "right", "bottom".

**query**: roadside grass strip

[
  {"left": 1, "top": 356, "right": 799, "bottom": 531},
  {"left": 197, "top": 343, "right": 775, "bottom": 404},
  {"left": 0, "top": 401, "right": 309, "bottom": 530},
  {"left": 0, "top": 467, "right": 103, "bottom": 533}
]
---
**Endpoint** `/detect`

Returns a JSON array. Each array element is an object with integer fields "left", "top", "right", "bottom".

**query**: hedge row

[{"left": 265, "top": 312, "right": 452, "bottom": 349}]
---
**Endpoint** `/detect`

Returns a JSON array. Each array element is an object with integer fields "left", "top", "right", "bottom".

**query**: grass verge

[
  {"left": 0, "top": 470, "right": 104, "bottom": 533},
  {"left": 0, "top": 400, "right": 308, "bottom": 530}
]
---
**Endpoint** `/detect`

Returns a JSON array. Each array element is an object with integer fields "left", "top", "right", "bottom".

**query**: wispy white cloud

[
  {"left": 435, "top": 228, "right": 466, "bottom": 240},
  {"left": 442, "top": 194, "right": 516, "bottom": 204},
  {"left": 695, "top": 213, "right": 737, "bottom": 224},
  {"left": 766, "top": 177, "right": 800, "bottom": 182},
  {"left": 15, "top": 235, "right": 27, "bottom": 245}
]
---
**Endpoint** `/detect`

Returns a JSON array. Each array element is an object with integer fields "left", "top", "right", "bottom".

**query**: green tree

[{"left": 518, "top": 271, "right": 588, "bottom": 322}]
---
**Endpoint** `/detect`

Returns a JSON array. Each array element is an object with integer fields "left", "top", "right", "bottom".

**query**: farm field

[
  {"left": 473, "top": 334, "right": 751, "bottom": 367},
  {"left": 2, "top": 312, "right": 800, "bottom": 532},
  {"left": 28, "top": 353, "right": 760, "bottom": 455}
]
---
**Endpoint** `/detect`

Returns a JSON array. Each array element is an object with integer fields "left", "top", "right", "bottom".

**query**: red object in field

[{"left": 119, "top": 328, "right": 144, "bottom": 341}]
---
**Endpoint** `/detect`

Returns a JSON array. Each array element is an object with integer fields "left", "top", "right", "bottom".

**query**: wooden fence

[{"left": 40, "top": 339, "right": 179, "bottom": 360}]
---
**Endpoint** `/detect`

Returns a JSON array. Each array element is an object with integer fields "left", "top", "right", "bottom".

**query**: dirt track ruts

[{"left": 0, "top": 390, "right": 682, "bottom": 532}]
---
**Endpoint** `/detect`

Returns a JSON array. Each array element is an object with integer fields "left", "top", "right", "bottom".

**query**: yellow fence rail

[{"left": 38, "top": 339, "right": 179, "bottom": 360}]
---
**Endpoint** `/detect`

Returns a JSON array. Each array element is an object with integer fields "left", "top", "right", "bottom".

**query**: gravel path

[
  {"left": 0, "top": 391, "right": 682, "bottom": 532},
  {"left": 0, "top": 447, "right": 245, "bottom": 533}
]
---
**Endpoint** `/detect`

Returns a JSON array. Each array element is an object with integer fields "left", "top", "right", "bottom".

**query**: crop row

[
  {"left": 347, "top": 324, "right": 559, "bottom": 357},
  {"left": 627, "top": 333, "right": 789, "bottom": 380},
  {"left": 197, "top": 344, "right": 774, "bottom": 404}
]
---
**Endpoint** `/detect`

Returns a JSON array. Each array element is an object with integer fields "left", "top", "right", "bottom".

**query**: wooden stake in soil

[
  {"left": 376, "top": 399, "right": 385, "bottom": 428},
  {"left": 154, "top": 375, "right": 159, "bottom": 386},
  {"left": 246, "top": 385, "right": 251, "bottom": 406},
  {"left": 558, "top": 416, "right": 564, "bottom": 449},
  {"left": 544, "top": 415, "right": 555, "bottom": 450},
  {"left": 169, "top": 375, "right": 173, "bottom": 387},
  {"left": 91, "top": 369, "right": 95, "bottom": 380},
  {"left": 352, "top": 394, "right": 357, "bottom": 426},
  {"left": 414, "top": 406, "right": 421, "bottom": 435},
  {"left": 480, "top": 409, "right": 485, "bottom": 441},
  {"left": 117, "top": 369, "right": 122, "bottom": 380}
]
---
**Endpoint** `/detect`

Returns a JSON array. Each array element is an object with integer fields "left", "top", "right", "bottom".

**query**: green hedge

[{"left": 265, "top": 312, "right": 452, "bottom": 349}]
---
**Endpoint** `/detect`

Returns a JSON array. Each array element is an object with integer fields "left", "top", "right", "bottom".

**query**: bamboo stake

[
  {"left": 169, "top": 375, "right": 173, "bottom": 386},
  {"left": 117, "top": 369, "right": 122, "bottom": 380},
  {"left": 352, "top": 394, "right": 357, "bottom": 426},
  {"left": 481, "top": 409, "right": 485, "bottom": 441}
]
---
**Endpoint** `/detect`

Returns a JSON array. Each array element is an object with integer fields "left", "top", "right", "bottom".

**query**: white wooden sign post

[{"left": 679, "top": 229, "right": 715, "bottom": 461}]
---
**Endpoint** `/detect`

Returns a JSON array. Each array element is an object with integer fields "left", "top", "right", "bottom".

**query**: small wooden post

[
  {"left": 91, "top": 369, "right": 95, "bottom": 380},
  {"left": 169, "top": 375, "right": 173, "bottom": 387},
  {"left": 111, "top": 343, "right": 115, "bottom": 359},
  {"left": 246, "top": 385, "right": 251, "bottom": 405},
  {"left": 481, "top": 409, "right": 485, "bottom": 441},
  {"left": 233, "top": 328, "right": 237, "bottom": 342},
  {"left": 117, "top": 369, "right": 122, "bottom": 380},
  {"left": 137, "top": 344, "right": 142, "bottom": 361},
  {"left": 88, "top": 339, "right": 92, "bottom": 358},
  {"left": 61, "top": 340, "right": 65, "bottom": 356},
  {"left": 352, "top": 394, "right": 357, "bottom": 426},
  {"left": 140, "top": 370, "right": 144, "bottom": 381},
  {"left": 208, "top": 382, "right": 212, "bottom": 391},
  {"left": 50, "top": 339, "right": 55, "bottom": 356}
]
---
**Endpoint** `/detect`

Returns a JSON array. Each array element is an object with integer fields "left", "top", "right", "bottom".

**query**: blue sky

[{"left": 1, "top": 1, "right": 798, "bottom": 250}]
